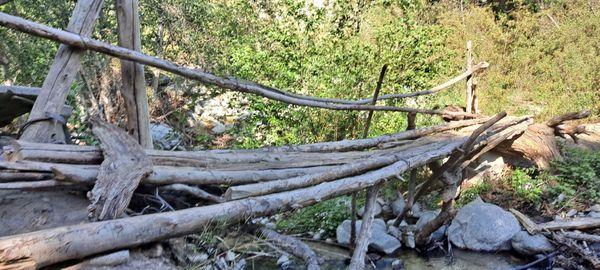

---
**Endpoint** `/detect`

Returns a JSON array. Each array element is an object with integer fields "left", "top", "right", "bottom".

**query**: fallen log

[
  {"left": 2, "top": 118, "right": 489, "bottom": 166},
  {"left": 349, "top": 184, "right": 381, "bottom": 270},
  {"left": 161, "top": 184, "right": 224, "bottom": 203},
  {"left": 511, "top": 208, "right": 600, "bottom": 232},
  {"left": 560, "top": 231, "right": 600, "bottom": 242},
  {"left": 87, "top": 118, "right": 152, "bottom": 221},
  {"left": 0, "top": 130, "right": 465, "bottom": 268},
  {"left": 259, "top": 228, "right": 321, "bottom": 270},
  {"left": 224, "top": 132, "right": 465, "bottom": 200},
  {"left": 0, "top": 171, "right": 51, "bottom": 182},
  {"left": 546, "top": 110, "right": 591, "bottom": 127}
]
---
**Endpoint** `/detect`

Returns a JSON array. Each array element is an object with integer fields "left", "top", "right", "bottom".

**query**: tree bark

[
  {"left": 349, "top": 184, "right": 381, "bottom": 270},
  {"left": 87, "top": 118, "right": 152, "bottom": 221},
  {"left": 116, "top": 0, "right": 152, "bottom": 149},
  {"left": 19, "top": 0, "right": 104, "bottom": 143}
]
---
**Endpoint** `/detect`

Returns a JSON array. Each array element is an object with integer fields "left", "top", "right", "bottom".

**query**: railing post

[
  {"left": 116, "top": 0, "right": 153, "bottom": 149},
  {"left": 465, "top": 40, "right": 474, "bottom": 114}
]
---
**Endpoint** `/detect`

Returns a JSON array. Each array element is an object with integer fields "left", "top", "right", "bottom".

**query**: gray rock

[
  {"left": 590, "top": 204, "right": 600, "bottom": 212},
  {"left": 415, "top": 211, "right": 446, "bottom": 243},
  {"left": 511, "top": 231, "right": 555, "bottom": 255},
  {"left": 392, "top": 193, "right": 406, "bottom": 216},
  {"left": 387, "top": 225, "right": 401, "bottom": 239},
  {"left": 150, "top": 123, "right": 182, "bottom": 150},
  {"left": 462, "top": 152, "right": 505, "bottom": 187},
  {"left": 448, "top": 197, "right": 520, "bottom": 251},
  {"left": 403, "top": 231, "right": 416, "bottom": 249},
  {"left": 336, "top": 219, "right": 401, "bottom": 254},
  {"left": 358, "top": 202, "right": 383, "bottom": 217},
  {"left": 277, "top": 255, "right": 291, "bottom": 269},
  {"left": 566, "top": 209, "right": 578, "bottom": 218},
  {"left": 588, "top": 212, "right": 600, "bottom": 218},
  {"left": 410, "top": 203, "right": 422, "bottom": 218},
  {"left": 211, "top": 122, "right": 227, "bottom": 134}
]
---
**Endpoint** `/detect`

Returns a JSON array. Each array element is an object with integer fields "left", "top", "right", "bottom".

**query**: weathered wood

[
  {"left": 0, "top": 131, "right": 464, "bottom": 268},
  {"left": 0, "top": 12, "right": 478, "bottom": 117},
  {"left": 259, "top": 228, "right": 321, "bottom": 270},
  {"left": 349, "top": 184, "right": 381, "bottom": 270},
  {"left": 494, "top": 124, "right": 561, "bottom": 169},
  {"left": 116, "top": 0, "right": 152, "bottom": 149},
  {"left": 0, "top": 171, "right": 51, "bottom": 182},
  {"left": 465, "top": 41, "right": 474, "bottom": 114},
  {"left": 0, "top": 86, "right": 71, "bottom": 127},
  {"left": 87, "top": 118, "right": 152, "bottom": 221},
  {"left": 161, "top": 184, "right": 223, "bottom": 203},
  {"left": 224, "top": 132, "right": 468, "bottom": 200},
  {"left": 354, "top": 62, "right": 489, "bottom": 104},
  {"left": 546, "top": 110, "right": 591, "bottom": 127},
  {"left": 559, "top": 231, "right": 600, "bottom": 242},
  {"left": 19, "top": 0, "right": 104, "bottom": 143}
]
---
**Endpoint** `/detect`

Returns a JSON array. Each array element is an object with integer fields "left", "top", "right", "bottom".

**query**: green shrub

[
  {"left": 508, "top": 167, "right": 544, "bottom": 203},
  {"left": 275, "top": 196, "right": 352, "bottom": 237},
  {"left": 456, "top": 182, "right": 492, "bottom": 207},
  {"left": 548, "top": 147, "right": 600, "bottom": 204}
]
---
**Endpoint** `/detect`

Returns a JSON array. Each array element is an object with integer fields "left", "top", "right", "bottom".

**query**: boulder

[
  {"left": 150, "top": 123, "right": 182, "bottom": 150},
  {"left": 358, "top": 202, "right": 383, "bottom": 218},
  {"left": 448, "top": 197, "right": 520, "bottom": 251},
  {"left": 392, "top": 193, "right": 406, "bottom": 216},
  {"left": 462, "top": 152, "right": 505, "bottom": 188},
  {"left": 511, "top": 231, "right": 555, "bottom": 255},
  {"left": 336, "top": 219, "right": 401, "bottom": 254}
]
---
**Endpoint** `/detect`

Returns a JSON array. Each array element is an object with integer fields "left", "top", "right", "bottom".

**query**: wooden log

[
  {"left": 19, "top": 0, "right": 104, "bottom": 143},
  {"left": 116, "top": 0, "right": 152, "bottom": 149},
  {"left": 0, "top": 161, "right": 337, "bottom": 186},
  {"left": 546, "top": 110, "right": 591, "bottom": 127},
  {"left": 0, "top": 12, "right": 477, "bottom": 117},
  {"left": 353, "top": 62, "right": 489, "bottom": 104},
  {"left": 349, "top": 184, "right": 381, "bottom": 270},
  {"left": 87, "top": 118, "right": 152, "bottom": 221},
  {"left": 224, "top": 132, "right": 468, "bottom": 200},
  {"left": 0, "top": 179, "right": 72, "bottom": 189},
  {"left": 465, "top": 41, "right": 474, "bottom": 114},
  {"left": 0, "top": 132, "right": 464, "bottom": 268},
  {"left": 493, "top": 124, "right": 561, "bottom": 169},
  {"left": 559, "top": 231, "right": 600, "bottom": 242},
  {"left": 0, "top": 171, "right": 51, "bottom": 182},
  {"left": 259, "top": 228, "right": 321, "bottom": 270},
  {"left": 160, "top": 184, "right": 223, "bottom": 203}
]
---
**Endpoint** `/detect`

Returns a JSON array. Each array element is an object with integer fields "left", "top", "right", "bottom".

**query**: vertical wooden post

[
  {"left": 350, "top": 64, "right": 388, "bottom": 247},
  {"left": 465, "top": 40, "right": 473, "bottom": 114},
  {"left": 116, "top": 0, "right": 153, "bottom": 149},
  {"left": 19, "top": 0, "right": 105, "bottom": 143}
]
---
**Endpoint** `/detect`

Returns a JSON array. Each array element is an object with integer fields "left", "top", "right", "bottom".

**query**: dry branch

[
  {"left": 349, "top": 184, "right": 381, "bottom": 270},
  {"left": 259, "top": 228, "right": 321, "bottom": 270},
  {"left": 87, "top": 118, "right": 152, "bottom": 221},
  {"left": 19, "top": 0, "right": 105, "bottom": 143},
  {"left": 0, "top": 12, "right": 478, "bottom": 117},
  {"left": 161, "top": 184, "right": 224, "bottom": 203},
  {"left": 546, "top": 110, "right": 591, "bottom": 127}
]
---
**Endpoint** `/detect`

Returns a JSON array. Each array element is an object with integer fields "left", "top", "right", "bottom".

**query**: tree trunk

[
  {"left": 19, "top": 0, "right": 104, "bottom": 143},
  {"left": 116, "top": 0, "right": 152, "bottom": 149}
]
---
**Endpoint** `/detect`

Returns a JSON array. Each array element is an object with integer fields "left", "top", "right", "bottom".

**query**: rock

[
  {"left": 313, "top": 229, "right": 325, "bottom": 240},
  {"left": 403, "top": 231, "right": 416, "bottom": 249},
  {"left": 511, "top": 231, "right": 555, "bottom": 255},
  {"left": 381, "top": 203, "right": 393, "bottom": 217},
  {"left": 358, "top": 202, "right": 383, "bottom": 217},
  {"left": 225, "top": 250, "right": 236, "bottom": 262},
  {"left": 232, "top": 259, "right": 247, "bottom": 270},
  {"left": 188, "top": 253, "right": 209, "bottom": 264},
  {"left": 566, "top": 209, "right": 578, "bottom": 218},
  {"left": 391, "top": 259, "right": 405, "bottom": 270},
  {"left": 211, "top": 122, "right": 227, "bottom": 135},
  {"left": 388, "top": 225, "right": 401, "bottom": 240},
  {"left": 448, "top": 197, "right": 520, "bottom": 251},
  {"left": 392, "top": 193, "right": 406, "bottom": 216},
  {"left": 590, "top": 204, "right": 600, "bottom": 212},
  {"left": 462, "top": 152, "right": 505, "bottom": 188},
  {"left": 410, "top": 203, "right": 422, "bottom": 218},
  {"left": 150, "top": 123, "right": 182, "bottom": 150},
  {"left": 336, "top": 219, "right": 401, "bottom": 254}
]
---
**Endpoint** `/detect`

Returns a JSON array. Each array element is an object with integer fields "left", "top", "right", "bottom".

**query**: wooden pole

[
  {"left": 19, "top": 0, "right": 105, "bottom": 143},
  {"left": 465, "top": 41, "right": 473, "bottom": 114},
  {"left": 352, "top": 64, "right": 387, "bottom": 247},
  {"left": 349, "top": 183, "right": 381, "bottom": 269},
  {"left": 116, "top": 0, "right": 152, "bottom": 149}
]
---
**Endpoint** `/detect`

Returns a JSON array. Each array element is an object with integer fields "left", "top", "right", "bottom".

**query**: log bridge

[{"left": 0, "top": 1, "right": 591, "bottom": 269}]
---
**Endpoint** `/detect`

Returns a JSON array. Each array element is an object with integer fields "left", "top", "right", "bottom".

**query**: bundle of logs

[{"left": 0, "top": 113, "right": 539, "bottom": 269}]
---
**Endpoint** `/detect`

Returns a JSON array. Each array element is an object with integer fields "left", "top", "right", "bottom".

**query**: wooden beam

[
  {"left": 465, "top": 41, "right": 473, "bottom": 114},
  {"left": 18, "top": 0, "right": 104, "bottom": 143},
  {"left": 116, "top": 0, "right": 152, "bottom": 149}
]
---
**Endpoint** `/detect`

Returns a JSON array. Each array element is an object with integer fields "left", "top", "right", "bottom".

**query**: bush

[
  {"left": 456, "top": 182, "right": 492, "bottom": 207},
  {"left": 508, "top": 167, "right": 544, "bottom": 203},
  {"left": 275, "top": 196, "right": 352, "bottom": 238},
  {"left": 548, "top": 147, "right": 600, "bottom": 205}
]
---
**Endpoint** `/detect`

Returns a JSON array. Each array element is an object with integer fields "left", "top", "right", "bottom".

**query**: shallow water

[{"left": 246, "top": 240, "right": 526, "bottom": 270}]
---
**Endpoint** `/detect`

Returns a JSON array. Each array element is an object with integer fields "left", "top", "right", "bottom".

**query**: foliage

[
  {"left": 275, "top": 196, "right": 352, "bottom": 237},
  {"left": 548, "top": 147, "right": 600, "bottom": 205},
  {"left": 507, "top": 167, "right": 544, "bottom": 203},
  {"left": 456, "top": 181, "right": 492, "bottom": 207}
]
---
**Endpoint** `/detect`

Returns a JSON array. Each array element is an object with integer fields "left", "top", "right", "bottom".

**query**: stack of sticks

[{"left": 0, "top": 115, "right": 533, "bottom": 268}]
